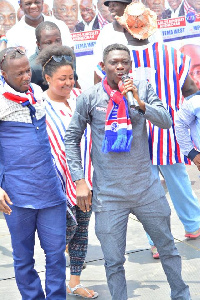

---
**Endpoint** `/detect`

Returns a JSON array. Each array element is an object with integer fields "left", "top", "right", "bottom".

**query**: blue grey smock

[{"left": 65, "top": 80, "right": 172, "bottom": 212}]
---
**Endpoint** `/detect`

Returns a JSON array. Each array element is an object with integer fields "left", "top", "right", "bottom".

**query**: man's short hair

[
  {"left": 103, "top": 43, "right": 130, "bottom": 62},
  {"left": 35, "top": 21, "right": 60, "bottom": 43},
  {"left": 0, "top": 47, "right": 25, "bottom": 71}
]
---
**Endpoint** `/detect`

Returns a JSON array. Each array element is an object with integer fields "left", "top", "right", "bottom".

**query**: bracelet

[{"left": 0, "top": 35, "right": 8, "bottom": 43}]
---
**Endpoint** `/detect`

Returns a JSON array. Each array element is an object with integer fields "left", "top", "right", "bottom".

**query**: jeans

[
  {"left": 147, "top": 163, "right": 200, "bottom": 246},
  {"left": 4, "top": 202, "right": 67, "bottom": 300},
  {"left": 95, "top": 196, "right": 190, "bottom": 300}
]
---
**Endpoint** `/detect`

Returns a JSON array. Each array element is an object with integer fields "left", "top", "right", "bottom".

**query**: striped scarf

[
  {"left": 0, "top": 75, "right": 37, "bottom": 120},
  {"left": 0, "top": 75, "right": 36, "bottom": 106},
  {"left": 102, "top": 77, "right": 133, "bottom": 153}
]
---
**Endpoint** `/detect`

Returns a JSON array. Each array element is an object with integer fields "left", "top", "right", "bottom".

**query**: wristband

[
  {"left": 0, "top": 35, "right": 8, "bottom": 43},
  {"left": 187, "top": 148, "right": 200, "bottom": 161}
]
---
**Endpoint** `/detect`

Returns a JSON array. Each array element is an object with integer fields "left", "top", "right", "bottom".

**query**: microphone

[{"left": 118, "top": 74, "right": 140, "bottom": 110}]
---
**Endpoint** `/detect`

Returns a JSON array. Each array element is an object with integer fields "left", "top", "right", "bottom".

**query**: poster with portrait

[
  {"left": 50, "top": 0, "right": 200, "bottom": 89},
  {"left": 0, "top": 0, "right": 17, "bottom": 37},
  {"left": 51, "top": 0, "right": 112, "bottom": 89}
]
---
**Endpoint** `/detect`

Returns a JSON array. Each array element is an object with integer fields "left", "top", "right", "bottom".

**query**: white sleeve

[
  {"left": 149, "top": 29, "right": 163, "bottom": 43},
  {"left": 6, "top": 27, "right": 19, "bottom": 48},
  {"left": 93, "top": 29, "right": 106, "bottom": 79},
  {"left": 93, "top": 29, "right": 104, "bottom": 67},
  {"left": 175, "top": 99, "right": 196, "bottom": 156}
]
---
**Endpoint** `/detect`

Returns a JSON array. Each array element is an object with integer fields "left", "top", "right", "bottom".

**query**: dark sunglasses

[
  {"left": 43, "top": 55, "right": 73, "bottom": 70},
  {"left": 0, "top": 47, "right": 26, "bottom": 70}
]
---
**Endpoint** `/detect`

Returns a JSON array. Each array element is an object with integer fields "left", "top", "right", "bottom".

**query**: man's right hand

[
  {"left": 193, "top": 153, "right": 200, "bottom": 171},
  {"left": 0, "top": 188, "right": 12, "bottom": 215},
  {"left": 75, "top": 179, "right": 92, "bottom": 212}
]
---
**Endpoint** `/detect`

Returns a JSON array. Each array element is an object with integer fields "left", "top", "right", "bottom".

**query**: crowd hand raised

[
  {"left": 193, "top": 153, "right": 200, "bottom": 171},
  {"left": 75, "top": 179, "right": 92, "bottom": 212},
  {"left": 0, "top": 187, "right": 12, "bottom": 215}
]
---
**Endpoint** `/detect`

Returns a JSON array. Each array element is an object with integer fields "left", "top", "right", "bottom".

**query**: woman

[{"left": 37, "top": 45, "right": 98, "bottom": 299}]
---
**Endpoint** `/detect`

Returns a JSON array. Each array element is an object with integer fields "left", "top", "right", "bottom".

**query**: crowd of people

[{"left": 0, "top": 0, "right": 200, "bottom": 300}]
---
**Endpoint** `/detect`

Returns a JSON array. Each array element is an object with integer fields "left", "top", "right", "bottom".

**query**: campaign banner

[
  {"left": 158, "top": 13, "right": 200, "bottom": 42},
  {"left": 3, "top": 0, "right": 200, "bottom": 90},
  {"left": 71, "top": 30, "right": 100, "bottom": 57}
]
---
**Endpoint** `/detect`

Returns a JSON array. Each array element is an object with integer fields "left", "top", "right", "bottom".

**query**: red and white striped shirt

[
  {"left": 43, "top": 88, "right": 92, "bottom": 207},
  {"left": 130, "top": 42, "right": 191, "bottom": 165}
]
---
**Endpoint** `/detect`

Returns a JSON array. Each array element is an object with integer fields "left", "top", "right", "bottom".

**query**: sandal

[
  {"left": 151, "top": 246, "right": 160, "bottom": 259},
  {"left": 185, "top": 228, "right": 200, "bottom": 239},
  {"left": 67, "top": 284, "right": 98, "bottom": 299}
]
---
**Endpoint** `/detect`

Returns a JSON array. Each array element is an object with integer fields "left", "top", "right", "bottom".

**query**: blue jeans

[
  {"left": 95, "top": 196, "right": 190, "bottom": 300},
  {"left": 4, "top": 203, "right": 66, "bottom": 300},
  {"left": 147, "top": 163, "right": 200, "bottom": 246}
]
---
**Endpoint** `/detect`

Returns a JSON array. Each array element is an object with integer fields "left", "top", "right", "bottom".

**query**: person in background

[
  {"left": 16, "top": 7, "right": 24, "bottom": 21},
  {"left": 75, "top": 0, "right": 100, "bottom": 32},
  {"left": 97, "top": 0, "right": 113, "bottom": 29},
  {"left": 37, "top": 44, "right": 98, "bottom": 299},
  {"left": 142, "top": 0, "right": 165, "bottom": 19},
  {"left": 6, "top": 0, "right": 73, "bottom": 58},
  {"left": 93, "top": 0, "right": 162, "bottom": 84},
  {"left": 162, "top": 0, "right": 184, "bottom": 19},
  {"left": 0, "top": 0, "right": 16, "bottom": 51},
  {"left": 0, "top": 46, "right": 67, "bottom": 300},
  {"left": 29, "top": 21, "right": 79, "bottom": 90},
  {"left": 43, "top": 2, "right": 52, "bottom": 16},
  {"left": 175, "top": 92, "right": 200, "bottom": 171},
  {"left": 180, "top": 44, "right": 200, "bottom": 90},
  {"left": 53, "top": 0, "right": 79, "bottom": 33}
]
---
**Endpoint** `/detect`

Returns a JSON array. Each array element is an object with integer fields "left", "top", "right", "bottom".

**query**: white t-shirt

[
  {"left": 6, "top": 14, "right": 74, "bottom": 58},
  {"left": 93, "top": 22, "right": 163, "bottom": 67}
]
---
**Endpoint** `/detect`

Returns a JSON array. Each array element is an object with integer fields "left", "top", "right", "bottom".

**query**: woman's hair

[{"left": 36, "top": 44, "right": 75, "bottom": 83}]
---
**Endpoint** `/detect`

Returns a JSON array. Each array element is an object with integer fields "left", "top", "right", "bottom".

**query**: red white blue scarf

[
  {"left": 102, "top": 77, "right": 133, "bottom": 153},
  {"left": 0, "top": 75, "right": 37, "bottom": 119},
  {"left": 0, "top": 75, "right": 36, "bottom": 106},
  {"left": 3, "top": 88, "right": 36, "bottom": 105}
]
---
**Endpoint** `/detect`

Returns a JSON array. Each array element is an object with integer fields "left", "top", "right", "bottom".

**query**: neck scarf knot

[
  {"left": 102, "top": 77, "right": 133, "bottom": 153},
  {"left": 0, "top": 75, "right": 37, "bottom": 120}
]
